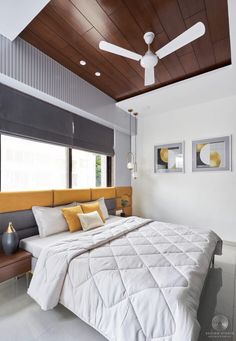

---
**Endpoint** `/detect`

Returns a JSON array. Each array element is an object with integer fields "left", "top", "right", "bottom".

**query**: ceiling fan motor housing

[{"left": 140, "top": 51, "right": 158, "bottom": 69}]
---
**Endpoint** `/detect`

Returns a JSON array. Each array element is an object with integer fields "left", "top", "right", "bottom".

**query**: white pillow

[
  {"left": 97, "top": 197, "right": 109, "bottom": 220},
  {"left": 78, "top": 211, "right": 104, "bottom": 231},
  {"left": 32, "top": 202, "right": 76, "bottom": 238}
]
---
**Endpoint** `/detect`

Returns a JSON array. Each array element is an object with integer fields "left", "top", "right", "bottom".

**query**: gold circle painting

[
  {"left": 196, "top": 143, "right": 206, "bottom": 152},
  {"left": 210, "top": 151, "right": 221, "bottom": 167},
  {"left": 160, "top": 148, "right": 168, "bottom": 163}
]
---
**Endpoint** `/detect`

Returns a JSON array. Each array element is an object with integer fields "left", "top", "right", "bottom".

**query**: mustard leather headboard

[
  {"left": 0, "top": 190, "right": 54, "bottom": 214},
  {"left": 53, "top": 189, "right": 92, "bottom": 206},
  {"left": 0, "top": 187, "right": 132, "bottom": 214}
]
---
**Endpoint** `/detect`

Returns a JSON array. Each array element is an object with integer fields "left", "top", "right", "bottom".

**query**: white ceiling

[
  {"left": 0, "top": 0, "right": 50, "bottom": 41},
  {"left": 117, "top": 0, "right": 236, "bottom": 117}
]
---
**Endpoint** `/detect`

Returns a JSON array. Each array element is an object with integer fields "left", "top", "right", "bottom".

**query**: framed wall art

[
  {"left": 192, "top": 136, "right": 231, "bottom": 172},
  {"left": 154, "top": 142, "right": 184, "bottom": 173}
]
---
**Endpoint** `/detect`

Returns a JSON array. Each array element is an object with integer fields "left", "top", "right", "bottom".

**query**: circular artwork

[{"left": 199, "top": 143, "right": 222, "bottom": 168}]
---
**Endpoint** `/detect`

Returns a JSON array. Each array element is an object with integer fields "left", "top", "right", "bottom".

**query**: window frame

[{"left": 0, "top": 134, "right": 112, "bottom": 191}]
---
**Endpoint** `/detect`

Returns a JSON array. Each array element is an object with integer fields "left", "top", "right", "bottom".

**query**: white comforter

[{"left": 28, "top": 217, "right": 222, "bottom": 341}]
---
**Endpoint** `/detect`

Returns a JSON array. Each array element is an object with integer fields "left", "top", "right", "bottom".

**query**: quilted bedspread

[{"left": 28, "top": 217, "right": 222, "bottom": 341}]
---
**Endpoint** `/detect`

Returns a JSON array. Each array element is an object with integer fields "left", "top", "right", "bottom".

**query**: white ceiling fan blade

[
  {"left": 156, "top": 22, "right": 205, "bottom": 59},
  {"left": 99, "top": 41, "right": 142, "bottom": 61},
  {"left": 145, "top": 67, "right": 155, "bottom": 86}
]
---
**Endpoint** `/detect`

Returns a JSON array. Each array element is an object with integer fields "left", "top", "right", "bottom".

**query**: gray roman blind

[
  {"left": 0, "top": 83, "right": 73, "bottom": 146},
  {"left": 73, "top": 114, "right": 114, "bottom": 156},
  {"left": 0, "top": 83, "right": 114, "bottom": 155}
]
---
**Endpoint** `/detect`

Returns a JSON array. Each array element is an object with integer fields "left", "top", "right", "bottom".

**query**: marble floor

[{"left": 0, "top": 244, "right": 235, "bottom": 341}]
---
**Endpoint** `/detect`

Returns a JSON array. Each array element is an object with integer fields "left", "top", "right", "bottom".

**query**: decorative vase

[{"left": 2, "top": 222, "right": 19, "bottom": 255}]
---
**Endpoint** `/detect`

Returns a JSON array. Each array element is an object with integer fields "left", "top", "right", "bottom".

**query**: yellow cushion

[
  {"left": 61, "top": 205, "right": 83, "bottom": 232},
  {"left": 81, "top": 202, "right": 105, "bottom": 222}
]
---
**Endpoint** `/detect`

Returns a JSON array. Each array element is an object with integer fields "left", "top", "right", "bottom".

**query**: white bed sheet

[{"left": 20, "top": 215, "right": 123, "bottom": 259}]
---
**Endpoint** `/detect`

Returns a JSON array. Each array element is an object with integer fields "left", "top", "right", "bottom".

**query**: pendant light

[
  {"left": 132, "top": 112, "right": 138, "bottom": 179},
  {"left": 127, "top": 109, "right": 134, "bottom": 170}
]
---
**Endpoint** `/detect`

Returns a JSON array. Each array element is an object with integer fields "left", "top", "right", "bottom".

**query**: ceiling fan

[{"left": 99, "top": 22, "right": 205, "bottom": 86}]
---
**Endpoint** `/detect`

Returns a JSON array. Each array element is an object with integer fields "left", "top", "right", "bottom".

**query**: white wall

[
  {"left": 133, "top": 95, "right": 236, "bottom": 242},
  {"left": 0, "top": 0, "right": 50, "bottom": 41}
]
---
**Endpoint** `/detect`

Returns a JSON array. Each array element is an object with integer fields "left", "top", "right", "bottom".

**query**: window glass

[
  {"left": 72, "top": 149, "right": 107, "bottom": 188},
  {"left": 1, "top": 135, "right": 68, "bottom": 190}
]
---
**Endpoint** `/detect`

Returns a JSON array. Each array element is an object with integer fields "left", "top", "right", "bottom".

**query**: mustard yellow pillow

[
  {"left": 81, "top": 202, "right": 105, "bottom": 222},
  {"left": 61, "top": 205, "right": 83, "bottom": 232}
]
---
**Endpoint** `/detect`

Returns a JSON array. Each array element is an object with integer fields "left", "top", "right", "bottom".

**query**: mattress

[{"left": 20, "top": 215, "right": 123, "bottom": 258}]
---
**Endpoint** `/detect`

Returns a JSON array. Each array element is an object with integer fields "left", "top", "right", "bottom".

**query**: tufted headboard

[{"left": 0, "top": 187, "right": 132, "bottom": 249}]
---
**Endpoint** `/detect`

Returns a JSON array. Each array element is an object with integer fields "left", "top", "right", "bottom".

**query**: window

[
  {"left": 0, "top": 134, "right": 111, "bottom": 191},
  {"left": 1, "top": 135, "right": 68, "bottom": 191},
  {"left": 72, "top": 149, "right": 107, "bottom": 188}
]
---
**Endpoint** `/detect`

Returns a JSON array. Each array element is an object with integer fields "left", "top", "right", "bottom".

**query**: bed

[
  {"left": 20, "top": 215, "right": 123, "bottom": 271},
  {"left": 23, "top": 215, "right": 222, "bottom": 341}
]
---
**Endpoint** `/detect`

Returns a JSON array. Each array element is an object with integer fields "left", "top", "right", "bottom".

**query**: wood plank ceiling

[{"left": 20, "top": 0, "right": 231, "bottom": 101}]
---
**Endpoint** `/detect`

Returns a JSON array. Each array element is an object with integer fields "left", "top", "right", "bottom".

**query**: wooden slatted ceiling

[{"left": 20, "top": 0, "right": 231, "bottom": 101}]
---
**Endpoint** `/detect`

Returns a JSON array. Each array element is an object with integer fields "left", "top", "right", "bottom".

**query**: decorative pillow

[
  {"left": 61, "top": 205, "right": 83, "bottom": 232},
  {"left": 80, "top": 202, "right": 105, "bottom": 222},
  {"left": 32, "top": 202, "right": 76, "bottom": 238},
  {"left": 97, "top": 197, "right": 109, "bottom": 220},
  {"left": 79, "top": 198, "right": 109, "bottom": 219},
  {"left": 78, "top": 211, "right": 104, "bottom": 231}
]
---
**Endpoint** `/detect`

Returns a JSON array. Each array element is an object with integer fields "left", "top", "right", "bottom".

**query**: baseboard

[{"left": 223, "top": 240, "right": 236, "bottom": 247}]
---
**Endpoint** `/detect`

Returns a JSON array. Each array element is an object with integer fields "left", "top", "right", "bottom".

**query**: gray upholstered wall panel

[
  {"left": 0, "top": 209, "right": 38, "bottom": 250},
  {"left": 105, "top": 198, "right": 116, "bottom": 215},
  {"left": 0, "top": 210, "right": 37, "bottom": 234}
]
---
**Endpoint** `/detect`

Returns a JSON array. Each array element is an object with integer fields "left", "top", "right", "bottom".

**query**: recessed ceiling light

[
  {"left": 80, "top": 60, "right": 86, "bottom": 66},
  {"left": 95, "top": 72, "right": 101, "bottom": 77}
]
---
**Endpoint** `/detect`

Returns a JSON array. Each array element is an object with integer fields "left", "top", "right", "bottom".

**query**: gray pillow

[{"left": 32, "top": 202, "right": 77, "bottom": 238}]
